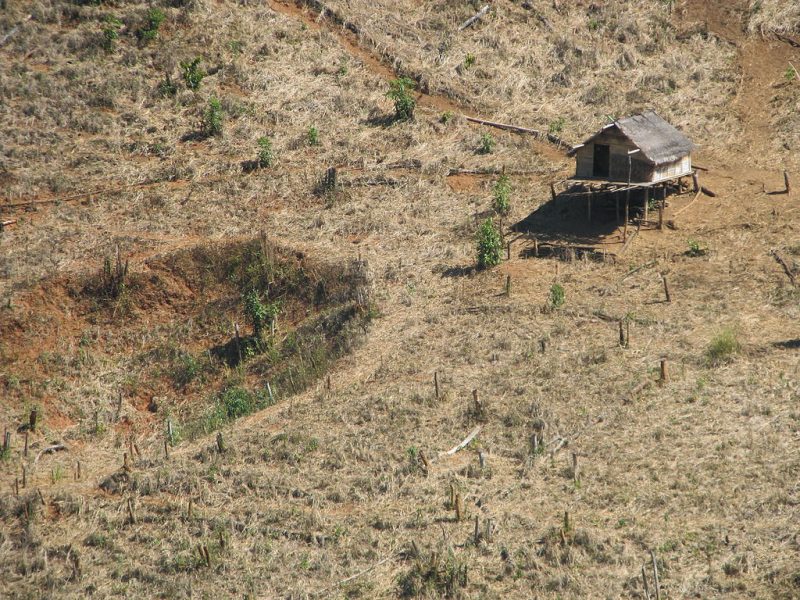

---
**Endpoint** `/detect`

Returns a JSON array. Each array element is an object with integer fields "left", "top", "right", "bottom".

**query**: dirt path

[
  {"left": 265, "top": 0, "right": 569, "bottom": 164},
  {"left": 681, "top": 0, "right": 799, "bottom": 171}
]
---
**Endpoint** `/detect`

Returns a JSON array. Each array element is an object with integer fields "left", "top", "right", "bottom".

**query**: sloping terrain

[{"left": 0, "top": 0, "right": 798, "bottom": 598}]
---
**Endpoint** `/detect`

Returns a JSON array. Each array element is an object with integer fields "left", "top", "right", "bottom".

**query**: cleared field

[{"left": 0, "top": 0, "right": 798, "bottom": 598}]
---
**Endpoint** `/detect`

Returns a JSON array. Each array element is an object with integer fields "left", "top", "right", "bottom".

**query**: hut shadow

[
  {"left": 511, "top": 184, "right": 651, "bottom": 247},
  {"left": 774, "top": 339, "right": 800, "bottom": 350},
  {"left": 210, "top": 335, "right": 261, "bottom": 368}
]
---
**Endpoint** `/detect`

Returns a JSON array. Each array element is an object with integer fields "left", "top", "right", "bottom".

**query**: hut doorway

[{"left": 593, "top": 144, "right": 610, "bottom": 178}]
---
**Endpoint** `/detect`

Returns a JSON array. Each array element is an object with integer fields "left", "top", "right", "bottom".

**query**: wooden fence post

[
  {"left": 660, "top": 359, "right": 669, "bottom": 384},
  {"left": 785, "top": 170, "right": 791, "bottom": 194},
  {"left": 29, "top": 409, "right": 37, "bottom": 433},
  {"left": 434, "top": 371, "right": 440, "bottom": 400},
  {"left": 692, "top": 171, "right": 700, "bottom": 193},
  {"left": 662, "top": 274, "right": 671, "bottom": 303},
  {"left": 505, "top": 274, "right": 512, "bottom": 297}
]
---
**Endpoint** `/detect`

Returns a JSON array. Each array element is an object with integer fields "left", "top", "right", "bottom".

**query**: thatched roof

[{"left": 581, "top": 111, "right": 694, "bottom": 165}]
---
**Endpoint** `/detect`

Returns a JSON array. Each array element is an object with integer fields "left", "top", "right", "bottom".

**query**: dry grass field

[{"left": 0, "top": 0, "right": 798, "bottom": 598}]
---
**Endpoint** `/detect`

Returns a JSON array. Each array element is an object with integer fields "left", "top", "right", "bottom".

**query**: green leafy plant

[
  {"left": 492, "top": 174, "right": 511, "bottom": 216},
  {"left": 243, "top": 289, "right": 279, "bottom": 340},
  {"left": 257, "top": 136, "right": 274, "bottom": 168},
  {"left": 686, "top": 239, "right": 708, "bottom": 257},
  {"left": 307, "top": 125, "right": 319, "bottom": 146},
  {"left": 478, "top": 132, "right": 495, "bottom": 154},
  {"left": 180, "top": 57, "right": 205, "bottom": 91},
  {"left": 203, "top": 96, "right": 223, "bottom": 137},
  {"left": 101, "top": 16, "right": 123, "bottom": 53},
  {"left": 440, "top": 111, "right": 454, "bottom": 124},
  {"left": 138, "top": 8, "right": 166, "bottom": 42},
  {"left": 785, "top": 65, "right": 797, "bottom": 82},
  {"left": 707, "top": 328, "right": 740, "bottom": 365},
  {"left": 476, "top": 218, "right": 502, "bottom": 269},
  {"left": 549, "top": 283, "right": 565, "bottom": 308},
  {"left": 548, "top": 116, "right": 566, "bottom": 134},
  {"left": 463, "top": 52, "right": 476, "bottom": 69},
  {"left": 386, "top": 77, "right": 416, "bottom": 121},
  {"left": 158, "top": 74, "right": 177, "bottom": 98}
]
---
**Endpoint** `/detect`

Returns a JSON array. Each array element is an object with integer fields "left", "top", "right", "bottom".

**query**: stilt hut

[{"left": 571, "top": 111, "right": 694, "bottom": 184}]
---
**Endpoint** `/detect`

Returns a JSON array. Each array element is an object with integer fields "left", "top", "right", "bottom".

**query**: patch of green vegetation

[
  {"left": 463, "top": 52, "right": 476, "bottom": 69},
  {"left": 686, "top": 239, "right": 708, "bottom": 257},
  {"left": 476, "top": 218, "right": 502, "bottom": 269},
  {"left": 180, "top": 57, "right": 205, "bottom": 91},
  {"left": 158, "top": 74, "right": 177, "bottom": 98},
  {"left": 101, "top": 16, "right": 123, "bottom": 53},
  {"left": 397, "top": 550, "right": 468, "bottom": 598},
  {"left": 548, "top": 116, "right": 565, "bottom": 134},
  {"left": 307, "top": 125, "right": 319, "bottom": 146},
  {"left": 549, "top": 283, "right": 565, "bottom": 308},
  {"left": 138, "top": 8, "right": 166, "bottom": 42},
  {"left": 707, "top": 328, "right": 740, "bottom": 365},
  {"left": 440, "top": 111, "right": 454, "bottom": 124},
  {"left": 386, "top": 77, "right": 416, "bottom": 121},
  {"left": 256, "top": 136, "right": 274, "bottom": 167},
  {"left": 478, "top": 132, "right": 495, "bottom": 154},
  {"left": 492, "top": 174, "right": 511, "bottom": 216},
  {"left": 203, "top": 96, "right": 223, "bottom": 137}
]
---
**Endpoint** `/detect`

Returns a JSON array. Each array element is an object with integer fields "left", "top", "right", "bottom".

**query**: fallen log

[
  {"left": 464, "top": 116, "right": 571, "bottom": 150},
  {"left": 700, "top": 186, "right": 716, "bottom": 197},
  {"left": 440, "top": 426, "right": 482, "bottom": 457},
  {"left": 459, "top": 5, "right": 490, "bottom": 31},
  {"left": 34, "top": 443, "right": 68, "bottom": 464}
]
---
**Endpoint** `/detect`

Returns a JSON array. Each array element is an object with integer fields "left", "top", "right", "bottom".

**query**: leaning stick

[
  {"left": 458, "top": 5, "right": 490, "bottom": 31},
  {"left": 770, "top": 250, "right": 797, "bottom": 286},
  {"left": 440, "top": 426, "right": 482, "bottom": 457}
]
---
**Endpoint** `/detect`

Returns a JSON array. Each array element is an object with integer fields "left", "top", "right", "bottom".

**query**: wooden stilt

[
  {"left": 615, "top": 193, "right": 620, "bottom": 222},
  {"left": 587, "top": 193, "right": 592, "bottom": 222},
  {"left": 624, "top": 191, "right": 630, "bottom": 242},
  {"left": 643, "top": 187, "right": 649, "bottom": 223}
]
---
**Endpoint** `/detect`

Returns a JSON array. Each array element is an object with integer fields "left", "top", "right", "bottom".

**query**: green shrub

[
  {"left": 101, "top": 16, "right": 123, "bottom": 53},
  {"left": 478, "top": 132, "right": 495, "bottom": 154},
  {"left": 707, "top": 328, "right": 740, "bottom": 364},
  {"left": 219, "top": 387, "right": 256, "bottom": 419},
  {"left": 158, "top": 74, "right": 177, "bottom": 98},
  {"left": 243, "top": 289, "right": 279, "bottom": 339},
  {"left": 180, "top": 57, "right": 205, "bottom": 91},
  {"left": 307, "top": 125, "right": 319, "bottom": 146},
  {"left": 476, "top": 218, "right": 502, "bottom": 269},
  {"left": 492, "top": 174, "right": 511, "bottom": 216},
  {"left": 138, "top": 8, "right": 166, "bottom": 42},
  {"left": 386, "top": 77, "right": 416, "bottom": 121},
  {"left": 463, "top": 53, "right": 476, "bottom": 69},
  {"left": 256, "top": 136, "right": 274, "bottom": 168},
  {"left": 686, "top": 239, "right": 708, "bottom": 257},
  {"left": 549, "top": 283, "right": 565, "bottom": 308},
  {"left": 785, "top": 66, "right": 797, "bottom": 82},
  {"left": 549, "top": 116, "right": 566, "bottom": 134},
  {"left": 203, "top": 97, "right": 223, "bottom": 137},
  {"left": 440, "top": 111, "right": 454, "bottom": 124}
]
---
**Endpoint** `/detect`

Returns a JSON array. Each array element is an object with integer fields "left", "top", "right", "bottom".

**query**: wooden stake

[
  {"left": 474, "top": 515, "right": 480, "bottom": 545},
  {"left": 76, "top": 460, "right": 81, "bottom": 480},
  {"left": 784, "top": 170, "right": 791, "bottom": 193},
  {"left": 550, "top": 183, "right": 557, "bottom": 203},
  {"left": 14, "top": 478, "right": 19, "bottom": 497},
  {"left": 533, "top": 238, "right": 539, "bottom": 257},
  {"left": 571, "top": 452, "right": 579, "bottom": 483},
  {"left": 618, "top": 319, "right": 626, "bottom": 347},
  {"left": 127, "top": 497, "right": 136, "bottom": 524},
  {"left": 29, "top": 409, "right": 37, "bottom": 433},
  {"left": 506, "top": 241, "right": 512, "bottom": 260},
  {"left": 662, "top": 274, "right": 671, "bottom": 303},
  {"left": 188, "top": 498, "right": 193, "bottom": 520},
  {"left": 651, "top": 550, "right": 661, "bottom": 600},
  {"left": 692, "top": 171, "right": 699, "bottom": 193},
  {"left": 658, "top": 200, "right": 664, "bottom": 230},
  {"left": 24, "top": 432, "right": 28, "bottom": 457},
  {"left": 626, "top": 320, "right": 631, "bottom": 348},
  {"left": 624, "top": 193, "right": 630, "bottom": 242},
  {"left": 22, "top": 465, "right": 26, "bottom": 488},
  {"left": 123, "top": 452, "right": 130, "bottom": 472},
  {"left": 454, "top": 492, "right": 463, "bottom": 521},
  {"left": 660, "top": 359, "right": 669, "bottom": 384},
  {"left": 505, "top": 274, "right": 512, "bottom": 297},
  {"left": 216, "top": 432, "right": 225, "bottom": 453},
  {"left": 164, "top": 439, "right": 169, "bottom": 459},
  {"left": 643, "top": 187, "right": 649, "bottom": 222},
  {"left": 434, "top": 371, "right": 440, "bottom": 400},
  {"left": 116, "top": 392, "right": 122, "bottom": 422},
  {"left": 641, "top": 565, "right": 651, "bottom": 600}
]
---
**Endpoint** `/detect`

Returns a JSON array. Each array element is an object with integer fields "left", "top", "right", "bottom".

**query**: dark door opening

[{"left": 593, "top": 144, "right": 610, "bottom": 178}]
